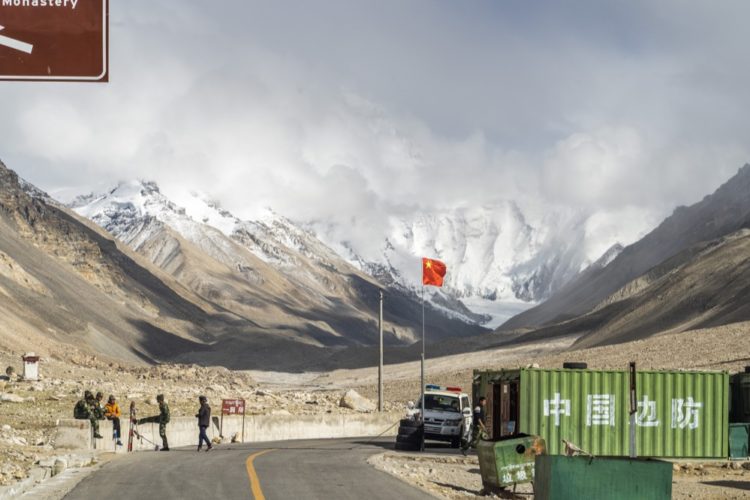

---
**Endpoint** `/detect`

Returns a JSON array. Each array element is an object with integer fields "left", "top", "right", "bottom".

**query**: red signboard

[
  {"left": 0, "top": 0, "right": 108, "bottom": 81},
  {"left": 222, "top": 399, "right": 246, "bottom": 416}
]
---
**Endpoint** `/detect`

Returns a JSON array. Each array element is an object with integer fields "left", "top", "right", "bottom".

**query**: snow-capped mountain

[
  {"left": 72, "top": 181, "right": 348, "bottom": 284},
  {"left": 70, "top": 180, "right": 636, "bottom": 331},
  {"left": 307, "top": 202, "right": 630, "bottom": 326},
  {"left": 70, "top": 181, "right": 488, "bottom": 348}
]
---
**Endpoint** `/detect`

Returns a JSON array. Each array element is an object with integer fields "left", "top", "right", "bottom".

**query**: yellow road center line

[{"left": 246, "top": 449, "right": 275, "bottom": 500}]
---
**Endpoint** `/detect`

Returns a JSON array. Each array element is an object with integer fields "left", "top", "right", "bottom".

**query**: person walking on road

[
  {"left": 138, "top": 394, "right": 171, "bottom": 451},
  {"left": 105, "top": 395, "right": 123, "bottom": 446},
  {"left": 196, "top": 395, "right": 212, "bottom": 452}
]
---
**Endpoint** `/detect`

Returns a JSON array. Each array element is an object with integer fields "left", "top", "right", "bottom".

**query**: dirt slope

[
  {"left": 501, "top": 228, "right": 750, "bottom": 349},
  {"left": 503, "top": 163, "right": 750, "bottom": 330}
]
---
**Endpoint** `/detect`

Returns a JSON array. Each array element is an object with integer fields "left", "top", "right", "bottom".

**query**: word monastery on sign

[{"left": 0, "top": 0, "right": 108, "bottom": 81}]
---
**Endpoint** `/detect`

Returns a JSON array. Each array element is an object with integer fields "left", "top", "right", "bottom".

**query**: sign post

[
  {"left": 221, "top": 398, "right": 246, "bottom": 442},
  {"left": 0, "top": 0, "right": 108, "bottom": 82}
]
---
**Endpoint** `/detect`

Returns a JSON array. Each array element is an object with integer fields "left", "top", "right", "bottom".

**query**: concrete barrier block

[
  {"left": 342, "top": 412, "right": 401, "bottom": 437},
  {"left": 249, "top": 414, "right": 344, "bottom": 442},
  {"left": 55, "top": 412, "right": 405, "bottom": 451},
  {"left": 53, "top": 420, "right": 91, "bottom": 450}
]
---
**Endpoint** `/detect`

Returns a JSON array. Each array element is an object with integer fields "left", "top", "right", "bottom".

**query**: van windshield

[{"left": 419, "top": 394, "right": 460, "bottom": 413}]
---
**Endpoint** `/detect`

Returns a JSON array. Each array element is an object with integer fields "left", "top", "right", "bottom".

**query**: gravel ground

[
  {"left": 371, "top": 453, "right": 750, "bottom": 499},
  {"left": 0, "top": 350, "right": 394, "bottom": 489},
  {"left": 1, "top": 320, "right": 749, "bottom": 494}
]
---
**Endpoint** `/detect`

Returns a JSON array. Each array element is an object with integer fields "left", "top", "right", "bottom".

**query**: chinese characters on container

[{"left": 542, "top": 394, "right": 704, "bottom": 429}]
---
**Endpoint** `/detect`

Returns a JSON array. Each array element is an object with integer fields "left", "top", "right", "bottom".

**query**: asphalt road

[{"left": 63, "top": 437, "right": 443, "bottom": 500}]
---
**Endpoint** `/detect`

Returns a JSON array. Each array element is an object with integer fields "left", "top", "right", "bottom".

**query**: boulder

[
  {"left": 52, "top": 458, "right": 67, "bottom": 476},
  {"left": 0, "top": 393, "right": 25, "bottom": 403},
  {"left": 339, "top": 390, "right": 376, "bottom": 412}
]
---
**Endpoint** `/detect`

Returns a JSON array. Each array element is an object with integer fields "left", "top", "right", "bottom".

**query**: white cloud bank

[{"left": 1, "top": 0, "right": 749, "bottom": 258}]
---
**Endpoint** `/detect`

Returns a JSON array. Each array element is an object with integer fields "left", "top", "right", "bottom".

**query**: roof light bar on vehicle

[{"left": 425, "top": 384, "right": 462, "bottom": 392}]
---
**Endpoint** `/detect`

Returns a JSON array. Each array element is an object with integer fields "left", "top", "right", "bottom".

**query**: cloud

[
  {"left": 1, "top": 0, "right": 749, "bottom": 255},
  {"left": 541, "top": 127, "right": 646, "bottom": 208}
]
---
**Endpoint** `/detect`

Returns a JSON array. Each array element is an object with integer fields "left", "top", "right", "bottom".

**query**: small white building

[{"left": 22, "top": 353, "right": 40, "bottom": 381}]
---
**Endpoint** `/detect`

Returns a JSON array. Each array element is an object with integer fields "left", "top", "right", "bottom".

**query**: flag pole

[
  {"left": 378, "top": 290, "right": 384, "bottom": 412},
  {"left": 420, "top": 284, "right": 425, "bottom": 452}
]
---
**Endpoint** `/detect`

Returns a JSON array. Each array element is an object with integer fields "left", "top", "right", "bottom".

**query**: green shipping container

[{"left": 473, "top": 368, "right": 729, "bottom": 458}]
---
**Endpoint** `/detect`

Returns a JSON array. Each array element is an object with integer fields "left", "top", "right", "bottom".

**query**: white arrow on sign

[{"left": 0, "top": 25, "right": 33, "bottom": 54}]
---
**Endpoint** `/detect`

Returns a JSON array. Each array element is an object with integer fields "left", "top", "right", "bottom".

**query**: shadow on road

[
  {"left": 348, "top": 440, "right": 472, "bottom": 456},
  {"left": 157, "top": 437, "right": 471, "bottom": 455}
]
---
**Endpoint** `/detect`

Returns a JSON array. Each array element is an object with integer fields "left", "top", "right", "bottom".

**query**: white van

[{"left": 408, "top": 385, "right": 472, "bottom": 447}]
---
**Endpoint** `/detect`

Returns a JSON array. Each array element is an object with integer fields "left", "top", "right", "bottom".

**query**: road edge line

[{"left": 246, "top": 449, "right": 275, "bottom": 499}]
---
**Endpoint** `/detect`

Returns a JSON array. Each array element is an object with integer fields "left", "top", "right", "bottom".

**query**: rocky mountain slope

[
  {"left": 510, "top": 227, "right": 750, "bottom": 348},
  {"left": 0, "top": 161, "right": 486, "bottom": 371},
  {"left": 0, "top": 162, "right": 219, "bottom": 365},
  {"left": 69, "top": 180, "right": 487, "bottom": 352},
  {"left": 502, "top": 163, "right": 750, "bottom": 331}
]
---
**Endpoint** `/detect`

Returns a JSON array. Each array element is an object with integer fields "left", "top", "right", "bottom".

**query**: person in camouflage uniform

[
  {"left": 93, "top": 391, "right": 106, "bottom": 420},
  {"left": 74, "top": 390, "right": 103, "bottom": 439},
  {"left": 138, "top": 394, "right": 170, "bottom": 451}
]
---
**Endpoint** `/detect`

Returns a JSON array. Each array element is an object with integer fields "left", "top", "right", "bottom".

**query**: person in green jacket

[
  {"left": 138, "top": 394, "right": 170, "bottom": 451},
  {"left": 93, "top": 391, "right": 106, "bottom": 420},
  {"left": 74, "top": 390, "right": 103, "bottom": 439}
]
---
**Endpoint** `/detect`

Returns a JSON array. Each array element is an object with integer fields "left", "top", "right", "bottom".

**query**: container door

[
  {"left": 487, "top": 381, "right": 522, "bottom": 439},
  {"left": 499, "top": 382, "right": 511, "bottom": 437},
  {"left": 509, "top": 380, "right": 520, "bottom": 435},
  {"left": 499, "top": 381, "right": 520, "bottom": 437},
  {"left": 486, "top": 383, "right": 497, "bottom": 439}
]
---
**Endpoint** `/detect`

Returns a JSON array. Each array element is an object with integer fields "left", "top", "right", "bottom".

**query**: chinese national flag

[{"left": 422, "top": 257, "right": 447, "bottom": 287}]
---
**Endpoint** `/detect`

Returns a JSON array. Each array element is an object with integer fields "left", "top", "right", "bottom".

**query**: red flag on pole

[{"left": 422, "top": 257, "right": 447, "bottom": 287}]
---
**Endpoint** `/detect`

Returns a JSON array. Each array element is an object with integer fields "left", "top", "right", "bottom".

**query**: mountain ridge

[
  {"left": 502, "top": 163, "right": 750, "bottom": 331},
  {"left": 70, "top": 179, "right": 489, "bottom": 349}
]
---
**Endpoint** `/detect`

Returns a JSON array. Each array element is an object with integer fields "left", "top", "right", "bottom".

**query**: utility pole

[
  {"left": 420, "top": 286, "right": 425, "bottom": 452},
  {"left": 629, "top": 361, "right": 637, "bottom": 458},
  {"left": 378, "top": 290, "right": 384, "bottom": 412}
]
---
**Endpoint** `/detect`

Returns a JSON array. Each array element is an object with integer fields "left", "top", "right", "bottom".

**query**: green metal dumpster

[
  {"left": 476, "top": 435, "right": 545, "bottom": 493},
  {"left": 534, "top": 455, "right": 673, "bottom": 500},
  {"left": 729, "top": 423, "right": 750, "bottom": 459}
]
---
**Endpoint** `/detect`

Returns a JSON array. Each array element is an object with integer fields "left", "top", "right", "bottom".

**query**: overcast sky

[{"left": 2, "top": 0, "right": 749, "bottom": 246}]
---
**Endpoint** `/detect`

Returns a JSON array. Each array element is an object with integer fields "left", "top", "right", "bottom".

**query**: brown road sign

[{"left": 0, "top": 0, "right": 108, "bottom": 82}]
